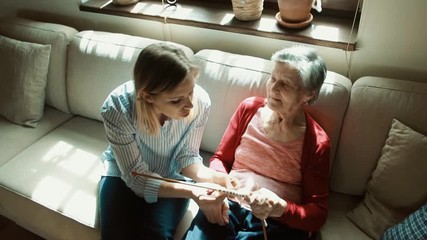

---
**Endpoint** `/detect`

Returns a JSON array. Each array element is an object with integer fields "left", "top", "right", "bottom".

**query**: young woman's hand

[
  {"left": 190, "top": 182, "right": 229, "bottom": 225},
  {"left": 182, "top": 164, "right": 240, "bottom": 189},
  {"left": 245, "top": 188, "right": 287, "bottom": 219},
  {"left": 213, "top": 171, "right": 241, "bottom": 190}
]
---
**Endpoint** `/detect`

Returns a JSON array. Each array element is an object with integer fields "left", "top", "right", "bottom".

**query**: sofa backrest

[
  {"left": 66, "top": 30, "right": 194, "bottom": 121},
  {"left": 0, "top": 17, "right": 78, "bottom": 113},
  {"left": 331, "top": 77, "right": 427, "bottom": 196},
  {"left": 193, "top": 49, "right": 352, "bottom": 167}
]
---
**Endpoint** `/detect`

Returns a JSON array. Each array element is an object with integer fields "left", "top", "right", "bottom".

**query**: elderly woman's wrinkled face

[{"left": 266, "top": 62, "right": 311, "bottom": 115}]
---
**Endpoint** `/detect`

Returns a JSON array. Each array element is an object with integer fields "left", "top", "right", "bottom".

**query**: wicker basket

[{"left": 231, "top": 0, "right": 264, "bottom": 21}]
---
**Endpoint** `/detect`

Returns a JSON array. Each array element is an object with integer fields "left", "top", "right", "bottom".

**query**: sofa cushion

[
  {"left": 331, "top": 77, "right": 427, "bottom": 196},
  {"left": 192, "top": 49, "right": 272, "bottom": 153},
  {"left": 0, "top": 35, "right": 50, "bottom": 127},
  {"left": 0, "top": 107, "right": 73, "bottom": 167},
  {"left": 67, "top": 30, "right": 194, "bottom": 121},
  {"left": 0, "top": 116, "right": 106, "bottom": 230},
  {"left": 0, "top": 186, "right": 99, "bottom": 240},
  {"left": 193, "top": 49, "right": 352, "bottom": 165},
  {"left": 319, "top": 192, "right": 371, "bottom": 240},
  {"left": 0, "top": 17, "right": 78, "bottom": 113},
  {"left": 347, "top": 119, "right": 427, "bottom": 239}
]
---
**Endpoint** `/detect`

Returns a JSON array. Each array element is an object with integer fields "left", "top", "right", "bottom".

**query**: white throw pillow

[
  {"left": 347, "top": 119, "right": 427, "bottom": 239},
  {"left": 0, "top": 35, "right": 51, "bottom": 127}
]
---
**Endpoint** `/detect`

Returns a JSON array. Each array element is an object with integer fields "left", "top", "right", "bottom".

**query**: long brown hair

[{"left": 133, "top": 43, "right": 199, "bottom": 135}]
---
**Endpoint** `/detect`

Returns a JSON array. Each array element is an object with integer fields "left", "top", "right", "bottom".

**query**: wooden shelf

[{"left": 80, "top": 0, "right": 358, "bottom": 51}]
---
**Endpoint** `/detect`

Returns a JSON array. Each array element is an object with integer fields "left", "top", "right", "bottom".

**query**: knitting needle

[
  {"left": 131, "top": 170, "right": 268, "bottom": 240},
  {"left": 261, "top": 219, "right": 268, "bottom": 240},
  {"left": 131, "top": 171, "right": 249, "bottom": 197}
]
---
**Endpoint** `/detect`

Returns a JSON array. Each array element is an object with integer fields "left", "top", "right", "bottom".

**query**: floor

[{"left": 0, "top": 215, "right": 45, "bottom": 240}]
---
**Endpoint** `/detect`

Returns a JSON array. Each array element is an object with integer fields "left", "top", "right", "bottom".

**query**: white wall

[
  {"left": 351, "top": 0, "right": 427, "bottom": 82},
  {"left": 0, "top": 0, "right": 426, "bottom": 82}
]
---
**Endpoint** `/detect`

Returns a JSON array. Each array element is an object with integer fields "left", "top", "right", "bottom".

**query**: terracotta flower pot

[{"left": 278, "top": 0, "right": 313, "bottom": 23}]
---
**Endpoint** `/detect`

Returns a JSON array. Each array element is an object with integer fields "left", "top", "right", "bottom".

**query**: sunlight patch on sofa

[
  {"left": 63, "top": 190, "right": 98, "bottom": 226},
  {"left": 98, "top": 42, "right": 120, "bottom": 60},
  {"left": 41, "top": 140, "right": 103, "bottom": 183},
  {"left": 58, "top": 148, "right": 98, "bottom": 176},
  {"left": 42, "top": 141, "right": 74, "bottom": 162},
  {"left": 321, "top": 82, "right": 336, "bottom": 96},
  {"left": 29, "top": 139, "right": 102, "bottom": 225},
  {"left": 78, "top": 31, "right": 120, "bottom": 60},
  {"left": 229, "top": 68, "right": 265, "bottom": 87},
  {"left": 79, "top": 30, "right": 140, "bottom": 62},
  {"left": 32, "top": 176, "right": 72, "bottom": 209},
  {"left": 121, "top": 37, "right": 139, "bottom": 62}
]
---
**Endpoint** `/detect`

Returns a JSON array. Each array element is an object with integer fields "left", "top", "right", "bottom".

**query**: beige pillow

[
  {"left": 0, "top": 35, "right": 51, "bottom": 127},
  {"left": 347, "top": 119, "right": 427, "bottom": 239}
]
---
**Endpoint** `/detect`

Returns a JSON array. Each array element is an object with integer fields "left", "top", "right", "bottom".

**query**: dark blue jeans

[
  {"left": 99, "top": 176, "right": 189, "bottom": 240},
  {"left": 184, "top": 200, "right": 308, "bottom": 240}
]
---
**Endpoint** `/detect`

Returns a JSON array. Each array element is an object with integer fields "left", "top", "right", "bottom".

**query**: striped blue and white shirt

[{"left": 100, "top": 80, "right": 211, "bottom": 203}]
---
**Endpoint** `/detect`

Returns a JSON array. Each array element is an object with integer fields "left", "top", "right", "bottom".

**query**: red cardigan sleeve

[{"left": 277, "top": 114, "right": 330, "bottom": 232}]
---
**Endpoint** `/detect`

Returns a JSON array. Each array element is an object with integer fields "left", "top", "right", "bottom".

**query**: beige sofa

[{"left": 0, "top": 17, "right": 426, "bottom": 240}]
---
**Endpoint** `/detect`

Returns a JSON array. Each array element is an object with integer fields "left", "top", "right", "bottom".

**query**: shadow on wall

[
  {"left": 16, "top": 9, "right": 82, "bottom": 29},
  {"left": 16, "top": 9, "right": 130, "bottom": 34},
  {"left": 15, "top": 8, "right": 164, "bottom": 41}
]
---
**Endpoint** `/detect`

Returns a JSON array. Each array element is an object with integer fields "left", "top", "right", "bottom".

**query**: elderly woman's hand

[{"left": 245, "top": 188, "right": 287, "bottom": 219}]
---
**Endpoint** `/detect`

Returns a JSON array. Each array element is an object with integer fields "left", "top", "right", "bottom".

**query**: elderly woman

[{"left": 184, "top": 46, "right": 330, "bottom": 240}]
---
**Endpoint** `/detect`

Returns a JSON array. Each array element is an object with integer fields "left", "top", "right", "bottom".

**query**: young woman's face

[
  {"left": 266, "top": 62, "right": 311, "bottom": 116},
  {"left": 150, "top": 75, "right": 196, "bottom": 120}
]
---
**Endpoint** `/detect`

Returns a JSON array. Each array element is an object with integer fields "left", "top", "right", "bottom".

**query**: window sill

[{"left": 80, "top": 0, "right": 358, "bottom": 51}]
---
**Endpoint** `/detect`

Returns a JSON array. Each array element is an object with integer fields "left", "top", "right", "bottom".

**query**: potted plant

[{"left": 276, "top": 0, "right": 322, "bottom": 28}]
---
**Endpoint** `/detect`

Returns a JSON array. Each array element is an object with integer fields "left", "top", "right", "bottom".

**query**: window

[
  {"left": 322, "top": 0, "right": 360, "bottom": 12},
  {"left": 80, "top": 0, "right": 361, "bottom": 50}
]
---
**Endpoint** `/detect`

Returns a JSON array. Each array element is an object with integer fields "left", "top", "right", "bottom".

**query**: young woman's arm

[{"left": 101, "top": 83, "right": 167, "bottom": 203}]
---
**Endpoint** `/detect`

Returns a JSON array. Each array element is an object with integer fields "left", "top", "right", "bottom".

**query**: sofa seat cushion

[
  {"left": 0, "top": 106, "right": 72, "bottom": 167},
  {"left": 0, "top": 186, "right": 99, "bottom": 240},
  {"left": 0, "top": 116, "right": 106, "bottom": 231},
  {"left": 319, "top": 191, "right": 370, "bottom": 240}
]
